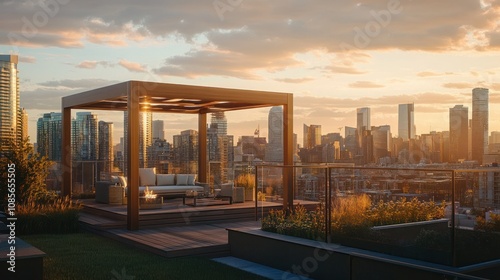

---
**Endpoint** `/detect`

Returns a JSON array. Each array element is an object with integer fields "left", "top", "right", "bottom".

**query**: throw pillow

[
  {"left": 117, "top": 176, "right": 127, "bottom": 188},
  {"left": 187, "top": 174, "right": 197, "bottom": 186},
  {"left": 139, "top": 168, "right": 156, "bottom": 186},
  {"left": 176, "top": 174, "right": 189, "bottom": 186},
  {"left": 157, "top": 174, "right": 175, "bottom": 185}
]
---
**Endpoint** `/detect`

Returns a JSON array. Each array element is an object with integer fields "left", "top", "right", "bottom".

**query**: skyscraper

[
  {"left": 71, "top": 112, "right": 98, "bottom": 161},
  {"left": 37, "top": 112, "right": 62, "bottom": 161},
  {"left": 356, "top": 107, "right": 371, "bottom": 161},
  {"left": 152, "top": 120, "right": 165, "bottom": 140},
  {"left": 303, "top": 124, "right": 321, "bottom": 149},
  {"left": 356, "top": 107, "right": 371, "bottom": 149},
  {"left": 210, "top": 112, "right": 227, "bottom": 135},
  {"left": 208, "top": 112, "right": 233, "bottom": 183},
  {"left": 265, "top": 106, "right": 283, "bottom": 162},
  {"left": 449, "top": 105, "right": 468, "bottom": 162},
  {"left": 98, "top": 121, "right": 113, "bottom": 178},
  {"left": 372, "top": 125, "right": 391, "bottom": 162},
  {"left": 173, "top": 129, "right": 198, "bottom": 173},
  {"left": 490, "top": 131, "right": 500, "bottom": 144},
  {"left": 124, "top": 111, "right": 152, "bottom": 169},
  {"left": 344, "top": 126, "right": 357, "bottom": 158},
  {"left": 0, "top": 54, "right": 21, "bottom": 150},
  {"left": 471, "top": 88, "right": 489, "bottom": 164},
  {"left": 398, "top": 103, "right": 416, "bottom": 141},
  {"left": 20, "top": 108, "right": 28, "bottom": 141}
]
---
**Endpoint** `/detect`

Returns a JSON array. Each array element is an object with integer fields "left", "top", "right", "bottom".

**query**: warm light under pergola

[{"left": 62, "top": 80, "right": 294, "bottom": 230}]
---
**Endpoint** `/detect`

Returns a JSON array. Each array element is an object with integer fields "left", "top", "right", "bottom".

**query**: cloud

[
  {"left": 153, "top": 49, "right": 301, "bottom": 79},
  {"left": 491, "top": 83, "right": 500, "bottom": 91},
  {"left": 1, "top": 0, "right": 499, "bottom": 79},
  {"left": 19, "top": 55, "right": 36, "bottom": 63},
  {"left": 349, "top": 81, "right": 385, "bottom": 88},
  {"left": 76, "top": 60, "right": 111, "bottom": 69},
  {"left": 38, "top": 78, "right": 117, "bottom": 89},
  {"left": 325, "top": 65, "right": 366, "bottom": 74},
  {"left": 417, "top": 71, "right": 454, "bottom": 77},
  {"left": 294, "top": 92, "right": 468, "bottom": 111},
  {"left": 274, "top": 77, "right": 314, "bottom": 83},
  {"left": 21, "top": 79, "right": 119, "bottom": 110},
  {"left": 443, "top": 82, "right": 475, "bottom": 89},
  {"left": 118, "top": 59, "right": 147, "bottom": 73}
]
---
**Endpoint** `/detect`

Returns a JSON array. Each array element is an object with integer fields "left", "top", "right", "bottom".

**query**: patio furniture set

[{"left": 95, "top": 167, "right": 245, "bottom": 209}]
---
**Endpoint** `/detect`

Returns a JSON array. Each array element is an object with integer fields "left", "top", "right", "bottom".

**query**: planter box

[
  {"left": 371, "top": 219, "right": 449, "bottom": 243},
  {"left": 228, "top": 228, "right": 500, "bottom": 280}
]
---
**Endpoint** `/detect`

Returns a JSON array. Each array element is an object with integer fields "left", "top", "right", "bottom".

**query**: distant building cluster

[
  {"left": 298, "top": 90, "right": 498, "bottom": 167},
  {"left": 1, "top": 53, "right": 499, "bottom": 200}
]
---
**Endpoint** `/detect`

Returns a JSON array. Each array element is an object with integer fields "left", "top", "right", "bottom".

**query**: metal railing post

[{"left": 451, "top": 170, "right": 456, "bottom": 267}]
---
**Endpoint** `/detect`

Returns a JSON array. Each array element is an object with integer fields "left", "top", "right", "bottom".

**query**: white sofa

[{"left": 111, "top": 168, "right": 207, "bottom": 197}]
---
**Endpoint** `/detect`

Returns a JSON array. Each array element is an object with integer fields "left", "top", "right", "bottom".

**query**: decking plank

[{"left": 79, "top": 199, "right": 316, "bottom": 258}]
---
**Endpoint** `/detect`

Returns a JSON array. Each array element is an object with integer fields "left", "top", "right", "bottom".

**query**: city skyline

[{"left": 0, "top": 1, "right": 499, "bottom": 145}]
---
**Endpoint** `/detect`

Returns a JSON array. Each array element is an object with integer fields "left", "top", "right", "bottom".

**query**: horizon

[{"left": 0, "top": 0, "right": 499, "bottom": 145}]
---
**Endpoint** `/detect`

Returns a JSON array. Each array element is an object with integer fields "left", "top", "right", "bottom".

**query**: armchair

[{"left": 219, "top": 182, "right": 244, "bottom": 203}]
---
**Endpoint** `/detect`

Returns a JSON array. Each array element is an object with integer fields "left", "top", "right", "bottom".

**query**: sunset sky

[{"left": 1, "top": 0, "right": 499, "bottom": 145}]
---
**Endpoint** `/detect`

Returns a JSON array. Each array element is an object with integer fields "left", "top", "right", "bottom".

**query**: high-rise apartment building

[
  {"left": 71, "top": 112, "right": 98, "bottom": 161},
  {"left": 123, "top": 111, "right": 152, "bottom": 169},
  {"left": 303, "top": 124, "right": 321, "bottom": 149},
  {"left": 490, "top": 131, "right": 500, "bottom": 144},
  {"left": 210, "top": 112, "right": 227, "bottom": 135},
  {"left": 489, "top": 131, "right": 500, "bottom": 154},
  {"left": 449, "top": 105, "right": 468, "bottom": 162},
  {"left": 398, "top": 103, "right": 416, "bottom": 141},
  {"left": 356, "top": 107, "right": 371, "bottom": 152},
  {"left": 265, "top": 106, "right": 283, "bottom": 162},
  {"left": 0, "top": 54, "right": 21, "bottom": 150},
  {"left": 208, "top": 112, "right": 233, "bottom": 183},
  {"left": 98, "top": 121, "right": 113, "bottom": 178},
  {"left": 37, "top": 112, "right": 62, "bottom": 161},
  {"left": 20, "top": 108, "right": 28, "bottom": 141},
  {"left": 152, "top": 120, "right": 165, "bottom": 140},
  {"left": 372, "top": 125, "right": 391, "bottom": 162},
  {"left": 420, "top": 132, "right": 444, "bottom": 163},
  {"left": 172, "top": 129, "right": 198, "bottom": 174},
  {"left": 344, "top": 126, "right": 357, "bottom": 159},
  {"left": 471, "top": 88, "right": 489, "bottom": 164}
]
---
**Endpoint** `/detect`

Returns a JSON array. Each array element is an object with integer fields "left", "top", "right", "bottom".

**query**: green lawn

[{"left": 22, "top": 232, "right": 267, "bottom": 280}]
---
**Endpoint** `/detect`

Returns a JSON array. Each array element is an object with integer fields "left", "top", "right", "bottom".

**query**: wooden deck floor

[
  {"left": 79, "top": 198, "right": 318, "bottom": 258},
  {"left": 102, "top": 221, "right": 261, "bottom": 258}
]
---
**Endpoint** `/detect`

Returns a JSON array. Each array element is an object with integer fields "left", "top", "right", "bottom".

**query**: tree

[{"left": 1, "top": 138, "right": 51, "bottom": 206}]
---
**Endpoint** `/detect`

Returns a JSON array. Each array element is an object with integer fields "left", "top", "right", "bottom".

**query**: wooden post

[
  {"left": 198, "top": 113, "right": 207, "bottom": 183},
  {"left": 127, "top": 81, "right": 140, "bottom": 230},
  {"left": 61, "top": 107, "right": 72, "bottom": 197}
]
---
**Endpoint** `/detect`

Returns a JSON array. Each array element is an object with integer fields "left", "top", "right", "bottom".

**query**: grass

[{"left": 21, "top": 232, "right": 267, "bottom": 280}]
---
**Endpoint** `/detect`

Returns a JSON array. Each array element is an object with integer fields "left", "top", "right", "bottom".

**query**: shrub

[
  {"left": 366, "top": 198, "right": 445, "bottom": 226},
  {"left": 16, "top": 195, "right": 82, "bottom": 235},
  {"left": 261, "top": 208, "right": 285, "bottom": 233},
  {"left": 262, "top": 195, "right": 445, "bottom": 242},
  {"left": 0, "top": 138, "right": 51, "bottom": 205},
  {"left": 262, "top": 204, "right": 326, "bottom": 240},
  {"left": 235, "top": 173, "right": 255, "bottom": 190},
  {"left": 330, "top": 194, "right": 371, "bottom": 235},
  {"left": 475, "top": 213, "right": 500, "bottom": 232}
]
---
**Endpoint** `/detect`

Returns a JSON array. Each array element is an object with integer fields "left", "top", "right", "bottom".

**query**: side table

[{"left": 108, "top": 185, "right": 124, "bottom": 205}]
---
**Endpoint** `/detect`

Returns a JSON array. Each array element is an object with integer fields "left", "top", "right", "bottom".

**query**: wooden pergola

[{"left": 61, "top": 80, "right": 294, "bottom": 230}]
